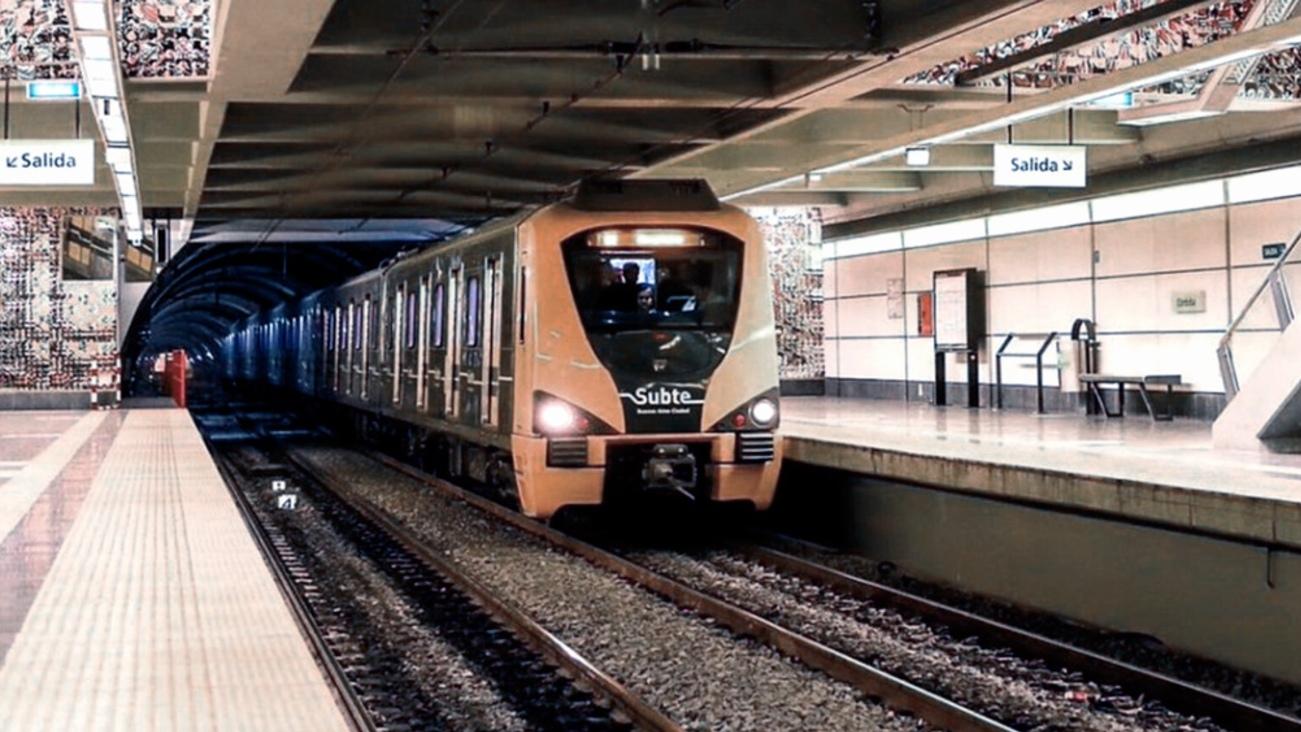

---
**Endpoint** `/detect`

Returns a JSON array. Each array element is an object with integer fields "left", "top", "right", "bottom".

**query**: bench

[{"left": 1078, "top": 374, "right": 1185, "bottom": 422}]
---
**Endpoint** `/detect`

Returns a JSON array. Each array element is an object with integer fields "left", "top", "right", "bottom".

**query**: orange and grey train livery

[{"left": 225, "top": 180, "right": 783, "bottom": 518}]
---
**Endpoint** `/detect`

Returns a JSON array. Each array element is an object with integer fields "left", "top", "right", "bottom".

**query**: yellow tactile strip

[{"left": 0, "top": 410, "right": 350, "bottom": 731}]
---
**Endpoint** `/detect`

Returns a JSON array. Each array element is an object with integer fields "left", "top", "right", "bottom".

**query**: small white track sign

[
  {"left": 271, "top": 479, "right": 288, "bottom": 492},
  {"left": 277, "top": 494, "right": 298, "bottom": 510}
]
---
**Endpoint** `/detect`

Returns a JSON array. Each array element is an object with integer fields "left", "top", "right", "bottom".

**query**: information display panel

[{"left": 933, "top": 268, "right": 984, "bottom": 352}]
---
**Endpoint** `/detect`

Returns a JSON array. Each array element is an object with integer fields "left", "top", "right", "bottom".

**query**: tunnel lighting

[
  {"left": 79, "top": 35, "right": 113, "bottom": 61},
  {"left": 72, "top": 1, "right": 109, "bottom": 31},
  {"left": 905, "top": 147, "right": 931, "bottom": 167}
]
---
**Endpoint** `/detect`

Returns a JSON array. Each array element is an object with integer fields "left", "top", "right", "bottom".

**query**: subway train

[{"left": 222, "top": 180, "right": 783, "bottom": 518}]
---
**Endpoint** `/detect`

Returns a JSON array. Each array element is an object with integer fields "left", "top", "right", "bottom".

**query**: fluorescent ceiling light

[
  {"left": 905, "top": 147, "right": 931, "bottom": 167},
  {"left": 988, "top": 202, "right": 1091, "bottom": 237},
  {"left": 83, "top": 73, "right": 118, "bottom": 99},
  {"left": 1227, "top": 165, "right": 1301, "bottom": 204},
  {"left": 102, "top": 114, "right": 128, "bottom": 144},
  {"left": 1091, "top": 180, "right": 1224, "bottom": 222},
  {"left": 82, "top": 58, "right": 115, "bottom": 83},
  {"left": 105, "top": 146, "right": 132, "bottom": 171},
  {"left": 72, "top": 1, "right": 108, "bottom": 31},
  {"left": 79, "top": 35, "right": 113, "bottom": 61},
  {"left": 116, "top": 173, "right": 138, "bottom": 197},
  {"left": 1118, "top": 110, "right": 1222, "bottom": 127},
  {"left": 833, "top": 231, "right": 903, "bottom": 258},
  {"left": 904, "top": 218, "right": 987, "bottom": 249}
]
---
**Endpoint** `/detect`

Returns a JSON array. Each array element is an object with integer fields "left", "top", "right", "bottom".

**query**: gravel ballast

[
  {"left": 627, "top": 549, "right": 1225, "bottom": 732},
  {"left": 291, "top": 446, "right": 925, "bottom": 732}
]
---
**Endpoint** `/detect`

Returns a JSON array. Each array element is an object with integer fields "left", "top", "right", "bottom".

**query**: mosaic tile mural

[
  {"left": 0, "top": 0, "right": 75, "bottom": 81},
  {"left": 905, "top": 0, "right": 1256, "bottom": 90},
  {"left": 117, "top": 0, "right": 211, "bottom": 78},
  {"left": 753, "top": 208, "right": 825, "bottom": 380},
  {"left": 0, "top": 207, "right": 120, "bottom": 392}
]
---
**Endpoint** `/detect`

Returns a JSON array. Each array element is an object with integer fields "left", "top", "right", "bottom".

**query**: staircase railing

[{"left": 1218, "top": 228, "right": 1301, "bottom": 401}]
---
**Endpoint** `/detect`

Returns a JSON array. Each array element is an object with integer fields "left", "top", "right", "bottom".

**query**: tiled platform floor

[
  {"left": 0, "top": 409, "right": 350, "bottom": 731},
  {"left": 782, "top": 398, "right": 1301, "bottom": 548}
]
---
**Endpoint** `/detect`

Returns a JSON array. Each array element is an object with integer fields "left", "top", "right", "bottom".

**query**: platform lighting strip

[
  {"left": 722, "top": 27, "right": 1301, "bottom": 203},
  {"left": 71, "top": 0, "right": 144, "bottom": 243},
  {"left": 827, "top": 164, "right": 1301, "bottom": 258}
]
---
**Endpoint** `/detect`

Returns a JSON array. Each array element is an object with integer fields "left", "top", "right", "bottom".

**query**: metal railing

[{"left": 1218, "top": 228, "right": 1301, "bottom": 400}]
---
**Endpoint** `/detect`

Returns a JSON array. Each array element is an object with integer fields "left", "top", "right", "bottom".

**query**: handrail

[
  {"left": 1221, "top": 228, "right": 1301, "bottom": 350},
  {"left": 994, "top": 331, "right": 1059, "bottom": 414},
  {"left": 1219, "top": 228, "right": 1301, "bottom": 399}
]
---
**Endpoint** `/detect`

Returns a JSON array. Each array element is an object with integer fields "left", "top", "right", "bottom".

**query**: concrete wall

[{"left": 823, "top": 182, "right": 1301, "bottom": 418}]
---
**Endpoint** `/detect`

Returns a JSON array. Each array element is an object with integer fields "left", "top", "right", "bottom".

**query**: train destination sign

[
  {"left": 993, "top": 144, "right": 1087, "bottom": 188},
  {"left": 0, "top": 139, "right": 95, "bottom": 186}
]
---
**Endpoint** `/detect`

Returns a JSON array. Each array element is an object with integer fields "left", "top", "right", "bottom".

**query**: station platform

[
  {"left": 0, "top": 409, "right": 349, "bottom": 731},
  {"left": 782, "top": 398, "right": 1301, "bottom": 550}
]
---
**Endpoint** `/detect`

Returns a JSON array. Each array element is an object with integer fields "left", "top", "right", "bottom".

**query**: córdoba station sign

[
  {"left": 993, "top": 144, "right": 1087, "bottom": 188},
  {"left": 0, "top": 139, "right": 95, "bottom": 186}
]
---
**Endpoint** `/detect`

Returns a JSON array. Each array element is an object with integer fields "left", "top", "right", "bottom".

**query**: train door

[
  {"left": 483, "top": 255, "right": 504, "bottom": 427},
  {"left": 401, "top": 282, "right": 420, "bottom": 410},
  {"left": 392, "top": 282, "right": 405, "bottom": 405},
  {"left": 416, "top": 275, "right": 430, "bottom": 411},
  {"left": 429, "top": 276, "right": 447, "bottom": 417},
  {"left": 460, "top": 265, "right": 484, "bottom": 426},
  {"left": 445, "top": 266, "right": 462, "bottom": 419}
]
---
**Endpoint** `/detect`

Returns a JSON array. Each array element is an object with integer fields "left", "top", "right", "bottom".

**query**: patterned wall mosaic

[
  {"left": 904, "top": 0, "right": 1256, "bottom": 90},
  {"left": 752, "top": 208, "right": 825, "bottom": 380},
  {"left": 117, "top": 0, "right": 211, "bottom": 79},
  {"left": 0, "top": 207, "right": 120, "bottom": 392},
  {"left": 0, "top": 0, "right": 75, "bottom": 80}
]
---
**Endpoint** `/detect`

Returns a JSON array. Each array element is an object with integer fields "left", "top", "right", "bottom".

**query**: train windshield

[
  {"left": 562, "top": 228, "right": 742, "bottom": 333},
  {"left": 562, "top": 227, "right": 743, "bottom": 379}
]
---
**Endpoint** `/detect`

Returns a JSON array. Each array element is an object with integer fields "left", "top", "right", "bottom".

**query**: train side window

[
  {"left": 406, "top": 287, "right": 418, "bottom": 349},
  {"left": 465, "top": 276, "right": 481, "bottom": 347},
  {"left": 432, "top": 283, "right": 446, "bottom": 347},
  {"left": 353, "top": 301, "right": 363, "bottom": 349}
]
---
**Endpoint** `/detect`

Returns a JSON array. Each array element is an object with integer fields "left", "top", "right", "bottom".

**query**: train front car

[{"left": 513, "top": 181, "right": 782, "bottom": 518}]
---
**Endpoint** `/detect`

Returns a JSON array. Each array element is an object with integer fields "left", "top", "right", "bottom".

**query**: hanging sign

[
  {"left": 0, "top": 139, "right": 95, "bottom": 186},
  {"left": 993, "top": 144, "right": 1087, "bottom": 188}
]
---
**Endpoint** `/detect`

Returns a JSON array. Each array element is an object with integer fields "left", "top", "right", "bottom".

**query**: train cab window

[
  {"left": 432, "top": 283, "right": 446, "bottom": 348},
  {"left": 562, "top": 228, "right": 742, "bottom": 378},
  {"left": 465, "top": 276, "right": 481, "bottom": 347},
  {"left": 406, "top": 288, "right": 418, "bottom": 349}
]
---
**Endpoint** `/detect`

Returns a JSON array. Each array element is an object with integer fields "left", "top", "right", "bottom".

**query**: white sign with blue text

[
  {"left": 0, "top": 139, "right": 95, "bottom": 186},
  {"left": 994, "top": 144, "right": 1087, "bottom": 188}
]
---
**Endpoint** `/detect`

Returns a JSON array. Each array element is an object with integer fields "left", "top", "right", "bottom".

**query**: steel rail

[
  {"left": 284, "top": 451, "right": 682, "bottom": 732},
  {"left": 208, "top": 445, "right": 378, "bottom": 732},
  {"left": 369, "top": 452, "right": 1015, "bottom": 732},
  {"left": 739, "top": 543, "right": 1301, "bottom": 732}
]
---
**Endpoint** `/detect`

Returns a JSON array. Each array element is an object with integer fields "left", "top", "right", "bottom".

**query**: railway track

[
  {"left": 207, "top": 430, "right": 677, "bottom": 732},
  {"left": 364, "top": 450, "right": 1301, "bottom": 732}
]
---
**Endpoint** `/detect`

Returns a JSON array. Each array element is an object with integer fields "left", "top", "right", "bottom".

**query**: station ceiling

[{"left": 14, "top": 0, "right": 1297, "bottom": 363}]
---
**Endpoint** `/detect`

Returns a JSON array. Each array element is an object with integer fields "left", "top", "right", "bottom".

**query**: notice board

[{"left": 933, "top": 268, "right": 984, "bottom": 352}]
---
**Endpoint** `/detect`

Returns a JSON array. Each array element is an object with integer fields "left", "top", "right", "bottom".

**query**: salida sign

[
  {"left": 0, "top": 139, "right": 95, "bottom": 186},
  {"left": 993, "top": 144, "right": 1087, "bottom": 188}
]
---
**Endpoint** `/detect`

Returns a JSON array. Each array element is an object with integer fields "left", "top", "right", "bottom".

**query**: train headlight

[
  {"left": 539, "top": 401, "right": 577, "bottom": 433},
  {"left": 749, "top": 398, "right": 778, "bottom": 427}
]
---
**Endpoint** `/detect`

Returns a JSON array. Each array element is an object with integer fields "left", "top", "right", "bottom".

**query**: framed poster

[{"left": 933, "top": 268, "right": 984, "bottom": 352}]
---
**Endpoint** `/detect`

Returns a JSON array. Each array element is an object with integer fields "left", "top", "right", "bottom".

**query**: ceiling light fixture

[{"left": 905, "top": 147, "right": 931, "bottom": 167}]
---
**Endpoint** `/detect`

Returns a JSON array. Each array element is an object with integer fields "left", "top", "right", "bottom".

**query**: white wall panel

[
  {"left": 1093, "top": 207, "right": 1226, "bottom": 278},
  {"left": 838, "top": 295, "right": 906, "bottom": 338},
  {"left": 1096, "top": 271, "right": 1227, "bottom": 333},
  {"left": 987, "top": 280, "right": 1092, "bottom": 335},
  {"left": 987, "top": 226, "right": 1092, "bottom": 285},
  {"left": 838, "top": 338, "right": 907, "bottom": 381},
  {"left": 824, "top": 338, "right": 840, "bottom": 379},
  {"left": 837, "top": 250, "right": 903, "bottom": 297},
  {"left": 823, "top": 298, "right": 839, "bottom": 339},
  {"left": 823, "top": 258, "right": 839, "bottom": 299},
  {"left": 1228, "top": 198, "right": 1300, "bottom": 267},
  {"left": 904, "top": 240, "right": 986, "bottom": 291}
]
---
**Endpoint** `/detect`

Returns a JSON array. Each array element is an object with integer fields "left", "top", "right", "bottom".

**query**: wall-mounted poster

[{"left": 933, "top": 268, "right": 984, "bottom": 352}]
